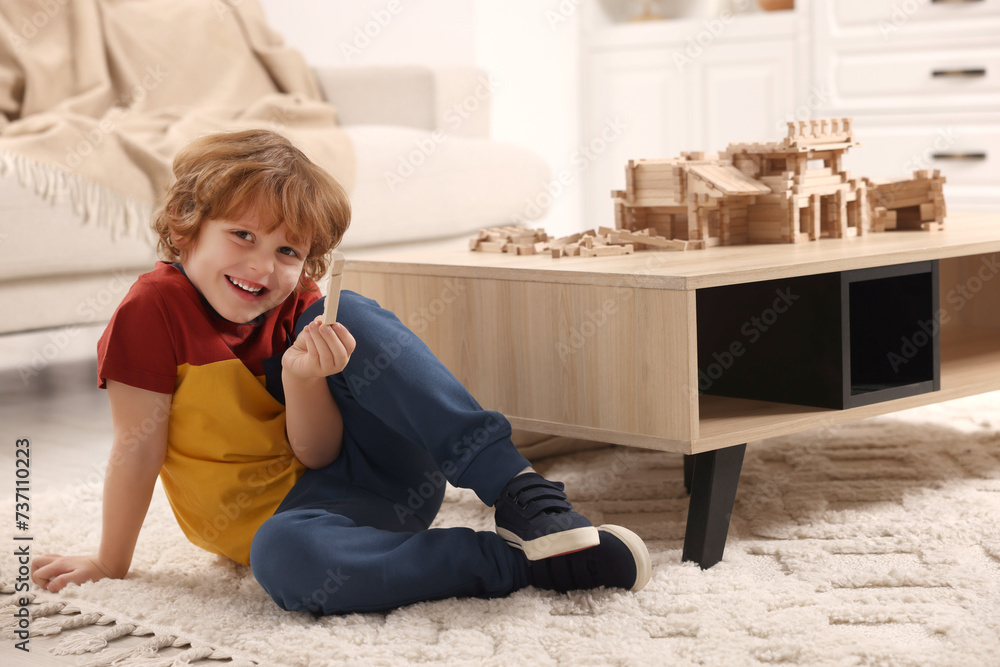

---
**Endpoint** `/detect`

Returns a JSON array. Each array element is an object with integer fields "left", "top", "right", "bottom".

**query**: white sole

[
  {"left": 598, "top": 524, "right": 652, "bottom": 592},
  {"left": 497, "top": 525, "right": 601, "bottom": 561}
]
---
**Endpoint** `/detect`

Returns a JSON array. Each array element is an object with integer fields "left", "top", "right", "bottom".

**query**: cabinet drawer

[
  {"left": 836, "top": 44, "right": 1000, "bottom": 105},
  {"left": 831, "top": 0, "right": 1000, "bottom": 30},
  {"left": 844, "top": 115, "right": 1000, "bottom": 209}
]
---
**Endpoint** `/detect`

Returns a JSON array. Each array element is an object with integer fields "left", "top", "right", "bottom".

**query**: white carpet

[{"left": 3, "top": 393, "right": 1000, "bottom": 667}]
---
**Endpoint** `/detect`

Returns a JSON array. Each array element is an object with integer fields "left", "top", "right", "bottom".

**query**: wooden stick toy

[{"left": 323, "top": 251, "right": 345, "bottom": 325}]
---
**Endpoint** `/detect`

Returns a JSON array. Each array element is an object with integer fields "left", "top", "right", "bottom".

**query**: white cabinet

[
  {"left": 812, "top": 0, "right": 1000, "bottom": 211},
  {"left": 580, "top": 8, "right": 799, "bottom": 229},
  {"left": 690, "top": 40, "right": 796, "bottom": 151},
  {"left": 583, "top": 49, "right": 688, "bottom": 229},
  {"left": 845, "top": 114, "right": 1000, "bottom": 212},
  {"left": 578, "top": 0, "right": 1000, "bottom": 229},
  {"left": 817, "top": 0, "right": 1000, "bottom": 37}
]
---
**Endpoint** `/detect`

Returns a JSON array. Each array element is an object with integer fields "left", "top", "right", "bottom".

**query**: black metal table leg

[
  {"left": 682, "top": 443, "right": 746, "bottom": 569},
  {"left": 683, "top": 454, "right": 695, "bottom": 495}
]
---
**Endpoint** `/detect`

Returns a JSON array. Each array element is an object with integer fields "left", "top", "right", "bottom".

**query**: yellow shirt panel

[{"left": 161, "top": 360, "right": 306, "bottom": 565}]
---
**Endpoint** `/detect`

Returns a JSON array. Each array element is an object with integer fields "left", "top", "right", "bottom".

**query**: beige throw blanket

[{"left": 0, "top": 0, "right": 354, "bottom": 237}]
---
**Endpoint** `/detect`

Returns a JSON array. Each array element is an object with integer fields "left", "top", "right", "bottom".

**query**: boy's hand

[
  {"left": 31, "top": 554, "right": 115, "bottom": 593},
  {"left": 282, "top": 315, "right": 356, "bottom": 379}
]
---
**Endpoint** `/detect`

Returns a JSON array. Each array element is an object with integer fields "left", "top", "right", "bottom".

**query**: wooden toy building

[{"left": 612, "top": 118, "right": 946, "bottom": 249}]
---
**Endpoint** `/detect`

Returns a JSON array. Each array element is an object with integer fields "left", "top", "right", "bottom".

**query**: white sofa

[{"left": 0, "top": 66, "right": 550, "bottom": 335}]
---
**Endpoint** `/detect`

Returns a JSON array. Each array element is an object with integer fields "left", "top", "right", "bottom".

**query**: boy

[{"left": 31, "top": 129, "right": 650, "bottom": 614}]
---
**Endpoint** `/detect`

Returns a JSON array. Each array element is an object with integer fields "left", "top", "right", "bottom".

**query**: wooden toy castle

[
  {"left": 611, "top": 118, "right": 946, "bottom": 249},
  {"left": 470, "top": 118, "right": 946, "bottom": 257}
]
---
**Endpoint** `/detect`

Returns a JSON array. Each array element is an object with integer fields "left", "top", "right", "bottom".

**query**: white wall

[
  {"left": 258, "top": 0, "right": 476, "bottom": 67},
  {"left": 473, "top": 1, "right": 582, "bottom": 236},
  {"left": 258, "top": 0, "right": 582, "bottom": 236}
]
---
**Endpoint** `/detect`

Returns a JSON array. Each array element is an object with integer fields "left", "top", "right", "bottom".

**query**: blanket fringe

[
  {"left": 0, "top": 149, "right": 155, "bottom": 241},
  {"left": 0, "top": 588, "right": 259, "bottom": 665}
]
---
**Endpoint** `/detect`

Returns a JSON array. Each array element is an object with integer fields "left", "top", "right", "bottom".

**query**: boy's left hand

[{"left": 282, "top": 316, "right": 356, "bottom": 379}]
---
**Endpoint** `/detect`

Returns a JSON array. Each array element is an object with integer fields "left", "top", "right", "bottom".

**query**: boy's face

[{"left": 180, "top": 210, "right": 310, "bottom": 324}]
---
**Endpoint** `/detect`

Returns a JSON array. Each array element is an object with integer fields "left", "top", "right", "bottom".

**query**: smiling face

[{"left": 179, "top": 209, "right": 310, "bottom": 324}]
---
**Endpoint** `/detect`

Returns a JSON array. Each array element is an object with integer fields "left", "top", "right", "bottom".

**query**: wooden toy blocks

[
  {"left": 863, "top": 170, "right": 946, "bottom": 232},
  {"left": 470, "top": 226, "right": 677, "bottom": 259},
  {"left": 611, "top": 118, "right": 945, "bottom": 250},
  {"left": 470, "top": 119, "right": 947, "bottom": 261}
]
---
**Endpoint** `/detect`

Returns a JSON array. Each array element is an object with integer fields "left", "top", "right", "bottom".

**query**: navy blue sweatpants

[{"left": 250, "top": 291, "right": 532, "bottom": 614}]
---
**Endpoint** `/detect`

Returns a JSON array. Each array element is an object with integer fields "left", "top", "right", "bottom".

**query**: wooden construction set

[{"left": 470, "top": 118, "right": 947, "bottom": 258}]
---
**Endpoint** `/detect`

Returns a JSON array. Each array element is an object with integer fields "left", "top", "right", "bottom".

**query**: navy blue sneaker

[
  {"left": 494, "top": 472, "right": 600, "bottom": 561},
  {"left": 524, "top": 525, "right": 651, "bottom": 593}
]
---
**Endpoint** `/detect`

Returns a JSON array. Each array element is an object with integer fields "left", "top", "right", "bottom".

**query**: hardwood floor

[
  {"left": 0, "top": 326, "right": 114, "bottom": 499},
  {"left": 0, "top": 327, "right": 177, "bottom": 666}
]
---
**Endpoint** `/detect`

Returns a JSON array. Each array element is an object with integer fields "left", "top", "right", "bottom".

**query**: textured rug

[{"left": 3, "top": 393, "right": 1000, "bottom": 666}]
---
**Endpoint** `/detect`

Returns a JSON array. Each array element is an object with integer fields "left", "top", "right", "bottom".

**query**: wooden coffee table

[{"left": 342, "top": 212, "right": 1000, "bottom": 568}]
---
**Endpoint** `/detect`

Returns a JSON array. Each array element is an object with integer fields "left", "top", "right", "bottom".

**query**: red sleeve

[
  {"left": 97, "top": 275, "right": 177, "bottom": 394},
  {"left": 295, "top": 276, "right": 322, "bottom": 321}
]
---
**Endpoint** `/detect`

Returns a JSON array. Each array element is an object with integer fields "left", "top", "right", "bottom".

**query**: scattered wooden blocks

[
  {"left": 478, "top": 241, "right": 507, "bottom": 253},
  {"left": 469, "top": 226, "right": 548, "bottom": 253},
  {"left": 580, "top": 244, "right": 634, "bottom": 257},
  {"left": 469, "top": 225, "right": 686, "bottom": 260}
]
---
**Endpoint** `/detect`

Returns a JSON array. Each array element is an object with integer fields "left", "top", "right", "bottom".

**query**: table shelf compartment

[{"left": 696, "top": 261, "right": 940, "bottom": 410}]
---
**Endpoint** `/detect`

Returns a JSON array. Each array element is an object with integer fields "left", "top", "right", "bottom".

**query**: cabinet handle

[
  {"left": 932, "top": 68, "right": 987, "bottom": 78},
  {"left": 932, "top": 152, "right": 987, "bottom": 161}
]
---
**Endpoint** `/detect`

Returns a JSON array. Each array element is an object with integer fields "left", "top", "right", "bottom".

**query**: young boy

[{"left": 31, "top": 129, "right": 650, "bottom": 614}]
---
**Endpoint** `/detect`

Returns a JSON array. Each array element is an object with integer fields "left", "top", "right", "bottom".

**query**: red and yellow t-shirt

[{"left": 98, "top": 261, "right": 319, "bottom": 565}]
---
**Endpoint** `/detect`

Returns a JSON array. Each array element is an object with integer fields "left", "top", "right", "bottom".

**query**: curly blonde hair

[{"left": 152, "top": 129, "right": 351, "bottom": 290}]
